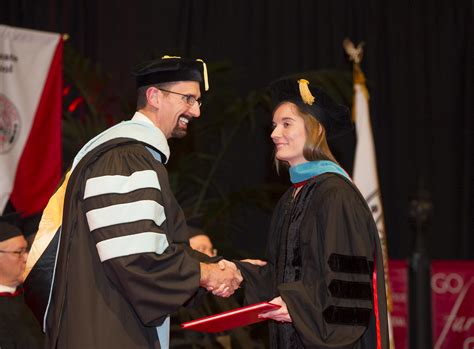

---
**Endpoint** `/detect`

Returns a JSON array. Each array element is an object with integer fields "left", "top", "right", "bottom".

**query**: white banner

[{"left": 0, "top": 25, "right": 60, "bottom": 213}]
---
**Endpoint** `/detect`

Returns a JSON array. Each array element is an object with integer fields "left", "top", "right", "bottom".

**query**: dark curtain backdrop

[{"left": 1, "top": 0, "right": 472, "bottom": 259}]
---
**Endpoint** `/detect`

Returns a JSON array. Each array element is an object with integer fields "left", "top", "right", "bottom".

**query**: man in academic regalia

[
  {"left": 25, "top": 56, "right": 242, "bottom": 349},
  {"left": 0, "top": 217, "right": 43, "bottom": 349}
]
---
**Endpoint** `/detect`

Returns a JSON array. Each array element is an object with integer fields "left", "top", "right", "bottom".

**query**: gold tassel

[
  {"left": 161, "top": 55, "right": 209, "bottom": 91},
  {"left": 196, "top": 59, "right": 209, "bottom": 91},
  {"left": 161, "top": 55, "right": 181, "bottom": 59},
  {"left": 297, "top": 79, "right": 315, "bottom": 105}
]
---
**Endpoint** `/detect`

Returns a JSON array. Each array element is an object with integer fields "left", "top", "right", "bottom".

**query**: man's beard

[
  {"left": 171, "top": 125, "right": 187, "bottom": 138},
  {"left": 170, "top": 115, "right": 189, "bottom": 138}
]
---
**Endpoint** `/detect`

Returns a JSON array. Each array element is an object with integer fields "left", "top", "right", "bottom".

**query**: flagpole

[{"left": 343, "top": 38, "right": 396, "bottom": 349}]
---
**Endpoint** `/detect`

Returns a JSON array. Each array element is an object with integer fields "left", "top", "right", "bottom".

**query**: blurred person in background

[{"left": 0, "top": 214, "right": 43, "bottom": 349}]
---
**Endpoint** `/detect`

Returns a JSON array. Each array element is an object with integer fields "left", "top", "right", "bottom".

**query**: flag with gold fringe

[{"left": 343, "top": 38, "right": 396, "bottom": 349}]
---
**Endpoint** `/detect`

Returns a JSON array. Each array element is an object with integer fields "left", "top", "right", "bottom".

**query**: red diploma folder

[{"left": 180, "top": 301, "right": 280, "bottom": 333}]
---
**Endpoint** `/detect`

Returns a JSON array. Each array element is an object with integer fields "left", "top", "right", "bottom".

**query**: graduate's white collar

[
  {"left": 0, "top": 284, "right": 17, "bottom": 293},
  {"left": 131, "top": 111, "right": 156, "bottom": 127},
  {"left": 72, "top": 112, "right": 171, "bottom": 169},
  {"left": 131, "top": 112, "right": 170, "bottom": 162}
]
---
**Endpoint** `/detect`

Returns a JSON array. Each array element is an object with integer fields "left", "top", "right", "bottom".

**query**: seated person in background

[
  {"left": 189, "top": 228, "right": 217, "bottom": 258},
  {"left": 0, "top": 215, "right": 44, "bottom": 349},
  {"left": 170, "top": 226, "right": 267, "bottom": 349}
]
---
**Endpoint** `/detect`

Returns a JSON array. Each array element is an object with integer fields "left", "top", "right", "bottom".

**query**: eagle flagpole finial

[{"left": 343, "top": 38, "right": 364, "bottom": 64}]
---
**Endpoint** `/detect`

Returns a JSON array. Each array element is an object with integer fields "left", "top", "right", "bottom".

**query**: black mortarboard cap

[
  {"left": 133, "top": 55, "right": 209, "bottom": 91},
  {"left": 0, "top": 213, "right": 23, "bottom": 242},
  {"left": 186, "top": 216, "right": 205, "bottom": 239},
  {"left": 268, "top": 78, "right": 352, "bottom": 139},
  {"left": 187, "top": 226, "right": 206, "bottom": 239}
]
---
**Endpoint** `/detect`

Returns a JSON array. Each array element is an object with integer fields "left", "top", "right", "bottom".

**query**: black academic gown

[
  {"left": 0, "top": 290, "right": 44, "bottom": 349},
  {"left": 44, "top": 138, "right": 218, "bottom": 349},
  {"left": 236, "top": 173, "right": 389, "bottom": 349}
]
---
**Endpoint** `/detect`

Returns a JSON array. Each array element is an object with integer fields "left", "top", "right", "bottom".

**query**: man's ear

[{"left": 146, "top": 87, "right": 159, "bottom": 107}]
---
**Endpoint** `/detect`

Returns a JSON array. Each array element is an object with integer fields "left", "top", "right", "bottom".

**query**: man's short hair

[{"left": 136, "top": 81, "right": 175, "bottom": 110}]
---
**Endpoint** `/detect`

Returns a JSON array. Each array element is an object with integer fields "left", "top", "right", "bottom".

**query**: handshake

[
  {"left": 199, "top": 260, "right": 243, "bottom": 298},
  {"left": 199, "top": 259, "right": 266, "bottom": 297}
]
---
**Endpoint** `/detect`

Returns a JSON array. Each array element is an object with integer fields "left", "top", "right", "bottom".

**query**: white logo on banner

[
  {"left": 463, "top": 337, "right": 474, "bottom": 349},
  {"left": 0, "top": 25, "right": 60, "bottom": 214},
  {"left": 0, "top": 93, "right": 21, "bottom": 154},
  {"left": 432, "top": 273, "right": 464, "bottom": 294},
  {"left": 434, "top": 278, "right": 474, "bottom": 349}
]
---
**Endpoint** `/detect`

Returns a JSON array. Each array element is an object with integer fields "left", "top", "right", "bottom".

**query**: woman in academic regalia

[{"left": 235, "top": 78, "right": 389, "bottom": 349}]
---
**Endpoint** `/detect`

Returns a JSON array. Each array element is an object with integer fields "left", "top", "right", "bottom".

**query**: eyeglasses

[
  {"left": 0, "top": 248, "right": 29, "bottom": 257},
  {"left": 158, "top": 88, "right": 202, "bottom": 107}
]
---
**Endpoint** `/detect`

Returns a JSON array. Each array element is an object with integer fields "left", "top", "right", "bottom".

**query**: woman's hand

[
  {"left": 240, "top": 259, "right": 267, "bottom": 267},
  {"left": 259, "top": 296, "right": 292, "bottom": 323}
]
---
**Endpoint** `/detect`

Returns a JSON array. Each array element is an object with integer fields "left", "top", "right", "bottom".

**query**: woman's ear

[{"left": 318, "top": 123, "right": 323, "bottom": 137}]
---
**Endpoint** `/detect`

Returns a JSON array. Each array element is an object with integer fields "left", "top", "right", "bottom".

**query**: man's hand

[
  {"left": 217, "top": 259, "right": 242, "bottom": 270},
  {"left": 258, "top": 296, "right": 292, "bottom": 323},
  {"left": 200, "top": 261, "right": 243, "bottom": 297}
]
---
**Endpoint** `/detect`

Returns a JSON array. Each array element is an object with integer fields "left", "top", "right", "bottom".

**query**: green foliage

[
  {"left": 166, "top": 62, "right": 273, "bottom": 238},
  {"left": 62, "top": 44, "right": 126, "bottom": 169}
]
